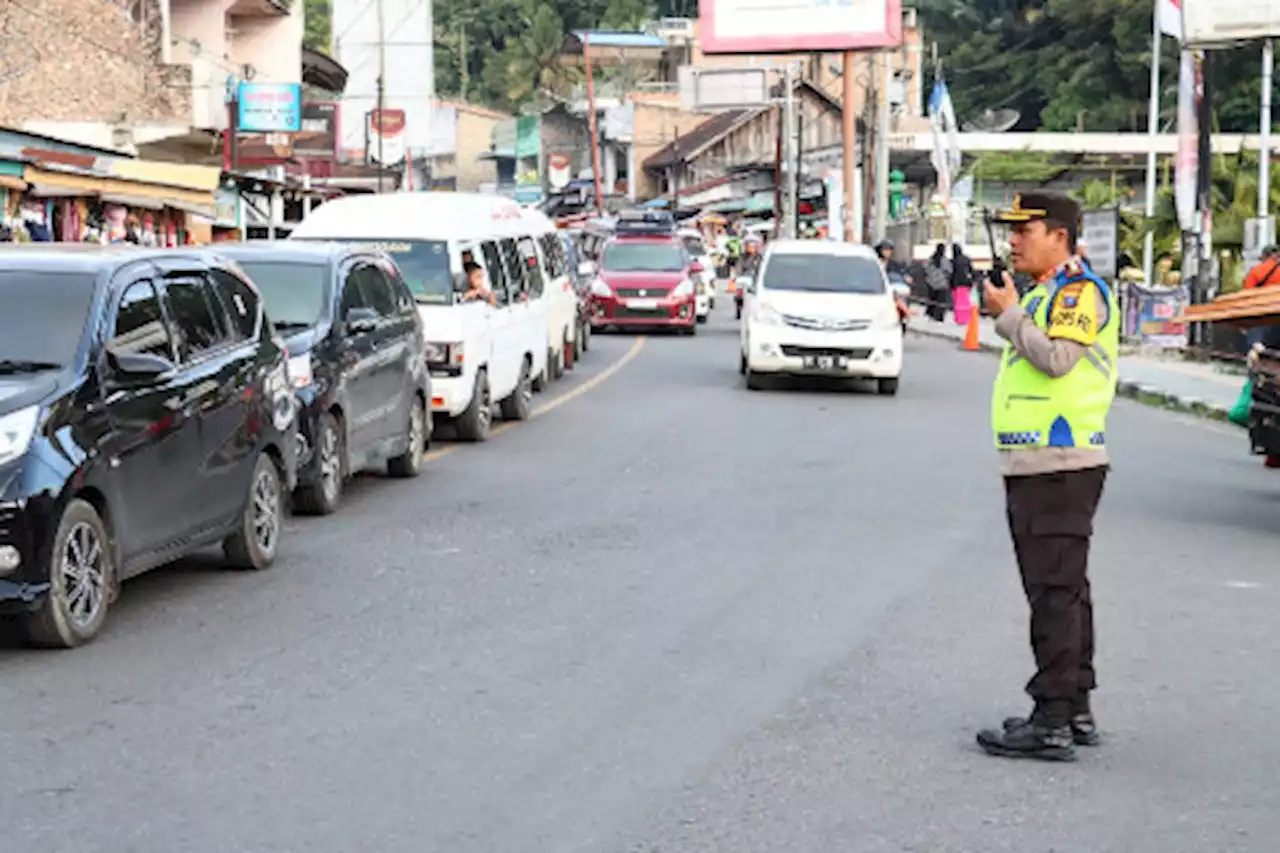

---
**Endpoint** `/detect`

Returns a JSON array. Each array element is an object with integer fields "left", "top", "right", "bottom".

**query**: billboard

[
  {"left": 678, "top": 66, "right": 770, "bottom": 112},
  {"left": 1182, "top": 0, "right": 1280, "bottom": 47},
  {"left": 698, "top": 0, "right": 902, "bottom": 54},
  {"left": 237, "top": 83, "right": 302, "bottom": 133},
  {"left": 295, "top": 102, "right": 339, "bottom": 160}
]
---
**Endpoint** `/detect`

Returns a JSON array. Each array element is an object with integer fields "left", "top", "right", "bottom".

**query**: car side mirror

[
  {"left": 689, "top": 261, "right": 705, "bottom": 275},
  {"left": 577, "top": 260, "right": 596, "bottom": 277},
  {"left": 346, "top": 306, "right": 379, "bottom": 334},
  {"left": 105, "top": 345, "right": 174, "bottom": 381}
]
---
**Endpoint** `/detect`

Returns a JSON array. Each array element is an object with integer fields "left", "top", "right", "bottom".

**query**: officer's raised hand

[{"left": 983, "top": 271, "right": 1020, "bottom": 318}]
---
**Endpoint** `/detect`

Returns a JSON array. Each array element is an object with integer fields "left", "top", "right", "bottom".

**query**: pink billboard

[{"left": 698, "top": 0, "right": 902, "bottom": 54}]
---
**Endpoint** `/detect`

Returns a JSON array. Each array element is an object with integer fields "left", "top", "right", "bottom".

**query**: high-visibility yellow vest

[{"left": 991, "top": 266, "right": 1119, "bottom": 450}]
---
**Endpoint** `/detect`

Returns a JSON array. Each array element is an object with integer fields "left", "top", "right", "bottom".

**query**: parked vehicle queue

[{"left": 0, "top": 193, "right": 611, "bottom": 649}]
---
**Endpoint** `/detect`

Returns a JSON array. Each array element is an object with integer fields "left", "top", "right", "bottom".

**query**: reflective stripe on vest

[{"left": 991, "top": 270, "right": 1119, "bottom": 450}]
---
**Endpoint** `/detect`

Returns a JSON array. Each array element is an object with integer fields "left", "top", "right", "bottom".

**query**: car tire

[
  {"left": 877, "top": 377, "right": 900, "bottom": 396},
  {"left": 580, "top": 322, "right": 591, "bottom": 352},
  {"left": 500, "top": 359, "right": 533, "bottom": 421},
  {"left": 387, "top": 395, "right": 427, "bottom": 478},
  {"left": 223, "top": 453, "right": 283, "bottom": 571},
  {"left": 697, "top": 314, "right": 708, "bottom": 324},
  {"left": 550, "top": 346, "right": 565, "bottom": 380},
  {"left": 25, "top": 498, "right": 114, "bottom": 649},
  {"left": 294, "top": 412, "right": 343, "bottom": 516},
  {"left": 745, "top": 369, "right": 766, "bottom": 391},
  {"left": 456, "top": 370, "right": 492, "bottom": 441},
  {"left": 573, "top": 326, "right": 584, "bottom": 360}
]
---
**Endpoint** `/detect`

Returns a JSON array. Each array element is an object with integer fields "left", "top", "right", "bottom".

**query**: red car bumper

[{"left": 592, "top": 294, "right": 697, "bottom": 328}]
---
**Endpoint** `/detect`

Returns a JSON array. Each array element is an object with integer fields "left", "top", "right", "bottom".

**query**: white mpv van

[
  {"left": 739, "top": 240, "right": 904, "bottom": 395},
  {"left": 290, "top": 193, "right": 576, "bottom": 441}
]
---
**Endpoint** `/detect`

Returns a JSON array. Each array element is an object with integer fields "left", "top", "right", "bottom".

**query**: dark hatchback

[
  {"left": 0, "top": 246, "right": 298, "bottom": 648},
  {"left": 214, "top": 242, "right": 431, "bottom": 516}
]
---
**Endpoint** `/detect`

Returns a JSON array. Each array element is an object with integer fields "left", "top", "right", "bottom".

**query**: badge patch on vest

[{"left": 1048, "top": 282, "right": 1099, "bottom": 345}]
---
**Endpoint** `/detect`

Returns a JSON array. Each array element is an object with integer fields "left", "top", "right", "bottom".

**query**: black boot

[
  {"left": 977, "top": 710, "right": 1076, "bottom": 762},
  {"left": 1002, "top": 697, "right": 1100, "bottom": 746}
]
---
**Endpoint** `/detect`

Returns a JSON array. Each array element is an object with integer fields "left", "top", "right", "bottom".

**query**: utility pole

[
  {"left": 841, "top": 50, "right": 857, "bottom": 242},
  {"left": 376, "top": 0, "right": 386, "bottom": 193},
  {"left": 873, "top": 50, "right": 891, "bottom": 243},
  {"left": 778, "top": 62, "right": 788, "bottom": 236},
  {"left": 1260, "top": 39, "right": 1273, "bottom": 218}
]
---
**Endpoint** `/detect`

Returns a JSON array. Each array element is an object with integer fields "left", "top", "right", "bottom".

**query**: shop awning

[
  {"left": 100, "top": 194, "right": 167, "bottom": 210},
  {"left": 0, "top": 175, "right": 27, "bottom": 191},
  {"left": 22, "top": 166, "right": 217, "bottom": 212}
]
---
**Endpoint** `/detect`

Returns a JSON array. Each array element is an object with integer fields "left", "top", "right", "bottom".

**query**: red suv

[{"left": 589, "top": 233, "right": 704, "bottom": 335}]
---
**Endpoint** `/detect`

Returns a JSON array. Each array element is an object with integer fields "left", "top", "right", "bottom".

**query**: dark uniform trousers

[{"left": 1004, "top": 465, "right": 1109, "bottom": 713}]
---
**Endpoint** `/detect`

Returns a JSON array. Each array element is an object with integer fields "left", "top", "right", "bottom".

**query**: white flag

[{"left": 1158, "top": 0, "right": 1182, "bottom": 41}]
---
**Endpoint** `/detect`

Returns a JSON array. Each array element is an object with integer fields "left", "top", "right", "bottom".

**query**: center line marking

[{"left": 422, "top": 336, "right": 647, "bottom": 463}]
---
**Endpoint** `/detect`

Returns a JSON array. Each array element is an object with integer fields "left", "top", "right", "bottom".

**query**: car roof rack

[{"left": 614, "top": 209, "right": 677, "bottom": 236}]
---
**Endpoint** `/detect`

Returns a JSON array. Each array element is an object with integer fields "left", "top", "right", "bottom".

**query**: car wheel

[
  {"left": 877, "top": 377, "right": 900, "bottom": 396},
  {"left": 581, "top": 322, "right": 591, "bottom": 352},
  {"left": 697, "top": 314, "right": 709, "bottom": 324},
  {"left": 550, "top": 346, "right": 565, "bottom": 380},
  {"left": 573, "top": 327, "right": 584, "bottom": 360},
  {"left": 223, "top": 453, "right": 283, "bottom": 571},
  {"left": 456, "top": 370, "right": 492, "bottom": 441},
  {"left": 25, "top": 499, "right": 113, "bottom": 648},
  {"left": 500, "top": 358, "right": 533, "bottom": 421},
  {"left": 387, "top": 395, "right": 427, "bottom": 478},
  {"left": 746, "top": 369, "right": 766, "bottom": 391},
  {"left": 294, "top": 412, "right": 343, "bottom": 516}
]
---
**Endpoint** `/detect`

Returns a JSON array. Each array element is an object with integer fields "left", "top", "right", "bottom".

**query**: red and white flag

[{"left": 1158, "top": 0, "right": 1182, "bottom": 41}]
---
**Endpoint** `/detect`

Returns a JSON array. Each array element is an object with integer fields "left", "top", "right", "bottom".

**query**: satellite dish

[{"left": 963, "top": 108, "right": 1020, "bottom": 133}]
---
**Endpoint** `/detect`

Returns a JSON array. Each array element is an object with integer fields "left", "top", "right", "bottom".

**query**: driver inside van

[{"left": 462, "top": 259, "right": 498, "bottom": 307}]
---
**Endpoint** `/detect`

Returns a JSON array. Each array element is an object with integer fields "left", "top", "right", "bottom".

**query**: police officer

[{"left": 975, "top": 191, "right": 1118, "bottom": 762}]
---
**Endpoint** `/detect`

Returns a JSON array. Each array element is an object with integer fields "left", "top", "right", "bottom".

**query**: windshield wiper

[{"left": 0, "top": 360, "right": 61, "bottom": 375}]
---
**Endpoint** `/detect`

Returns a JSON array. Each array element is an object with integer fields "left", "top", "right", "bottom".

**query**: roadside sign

[
  {"left": 1081, "top": 208, "right": 1119, "bottom": 279},
  {"left": 678, "top": 66, "right": 771, "bottom": 113}
]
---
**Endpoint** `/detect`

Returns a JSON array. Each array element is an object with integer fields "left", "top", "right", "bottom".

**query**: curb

[{"left": 907, "top": 325, "right": 1238, "bottom": 426}]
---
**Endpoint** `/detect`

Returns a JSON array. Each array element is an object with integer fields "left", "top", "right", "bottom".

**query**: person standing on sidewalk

[{"left": 973, "top": 191, "right": 1120, "bottom": 762}]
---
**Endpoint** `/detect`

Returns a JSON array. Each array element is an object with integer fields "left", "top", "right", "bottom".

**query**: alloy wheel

[{"left": 60, "top": 522, "right": 106, "bottom": 629}]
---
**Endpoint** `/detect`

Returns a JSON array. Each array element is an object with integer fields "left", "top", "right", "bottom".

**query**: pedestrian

[
  {"left": 950, "top": 243, "right": 975, "bottom": 323},
  {"left": 974, "top": 191, "right": 1119, "bottom": 762},
  {"left": 924, "top": 243, "right": 950, "bottom": 321}
]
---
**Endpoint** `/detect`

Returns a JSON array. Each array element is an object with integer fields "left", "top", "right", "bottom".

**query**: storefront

[{"left": 6, "top": 161, "right": 219, "bottom": 245}]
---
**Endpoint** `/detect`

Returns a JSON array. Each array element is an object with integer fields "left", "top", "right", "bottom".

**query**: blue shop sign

[{"left": 238, "top": 83, "right": 302, "bottom": 133}]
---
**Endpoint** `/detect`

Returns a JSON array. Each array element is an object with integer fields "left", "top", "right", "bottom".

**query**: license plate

[
  {"left": 628, "top": 298, "right": 659, "bottom": 310},
  {"left": 804, "top": 355, "right": 845, "bottom": 370}
]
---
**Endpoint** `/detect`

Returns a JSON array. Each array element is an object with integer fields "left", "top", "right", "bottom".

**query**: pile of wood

[{"left": 1175, "top": 288, "right": 1280, "bottom": 328}]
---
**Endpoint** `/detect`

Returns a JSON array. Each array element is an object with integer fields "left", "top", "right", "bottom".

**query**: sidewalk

[{"left": 907, "top": 314, "right": 1246, "bottom": 422}]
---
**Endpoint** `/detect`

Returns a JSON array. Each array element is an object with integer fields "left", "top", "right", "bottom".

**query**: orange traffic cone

[
  {"left": 727, "top": 277, "right": 737, "bottom": 294},
  {"left": 962, "top": 298, "right": 981, "bottom": 351}
]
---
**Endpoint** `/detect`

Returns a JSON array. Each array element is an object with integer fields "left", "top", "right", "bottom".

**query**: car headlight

[
  {"left": 671, "top": 279, "right": 694, "bottom": 298},
  {"left": 287, "top": 353, "right": 313, "bottom": 389},
  {"left": 0, "top": 406, "right": 39, "bottom": 467},
  {"left": 752, "top": 302, "right": 783, "bottom": 326},
  {"left": 590, "top": 279, "right": 613, "bottom": 298}
]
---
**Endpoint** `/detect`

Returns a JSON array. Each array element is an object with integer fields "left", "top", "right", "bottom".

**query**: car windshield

[
  {"left": 298, "top": 239, "right": 452, "bottom": 303},
  {"left": 0, "top": 270, "right": 97, "bottom": 370},
  {"left": 602, "top": 242, "right": 684, "bottom": 273},
  {"left": 762, "top": 254, "right": 886, "bottom": 294},
  {"left": 235, "top": 261, "right": 329, "bottom": 329}
]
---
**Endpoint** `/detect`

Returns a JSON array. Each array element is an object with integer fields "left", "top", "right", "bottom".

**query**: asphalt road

[{"left": 2, "top": 305, "right": 1278, "bottom": 853}]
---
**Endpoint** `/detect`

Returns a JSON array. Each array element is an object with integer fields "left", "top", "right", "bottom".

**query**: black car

[
  {"left": 0, "top": 245, "right": 298, "bottom": 648},
  {"left": 214, "top": 242, "right": 431, "bottom": 516}
]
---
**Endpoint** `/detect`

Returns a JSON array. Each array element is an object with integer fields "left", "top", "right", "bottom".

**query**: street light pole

[{"left": 842, "top": 50, "right": 857, "bottom": 243}]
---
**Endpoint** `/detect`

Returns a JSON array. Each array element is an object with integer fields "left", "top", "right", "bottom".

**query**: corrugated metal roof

[
  {"left": 571, "top": 30, "right": 667, "bottom": 48},
  {"left": 642, "top": 109, "right": 763, "bottom": 170}
]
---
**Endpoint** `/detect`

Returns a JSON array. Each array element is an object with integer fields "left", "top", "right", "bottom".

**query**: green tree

[{"left": 303, "top": 0, "right": 332, "bottom": 53}]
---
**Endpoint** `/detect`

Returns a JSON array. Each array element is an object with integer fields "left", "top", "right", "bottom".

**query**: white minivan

[
  {"left": 739, "top": 240, "right": 903, "bottom": 395},
  {"left": 290, "top": 193, "right": 569, "bottom": 441}
]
